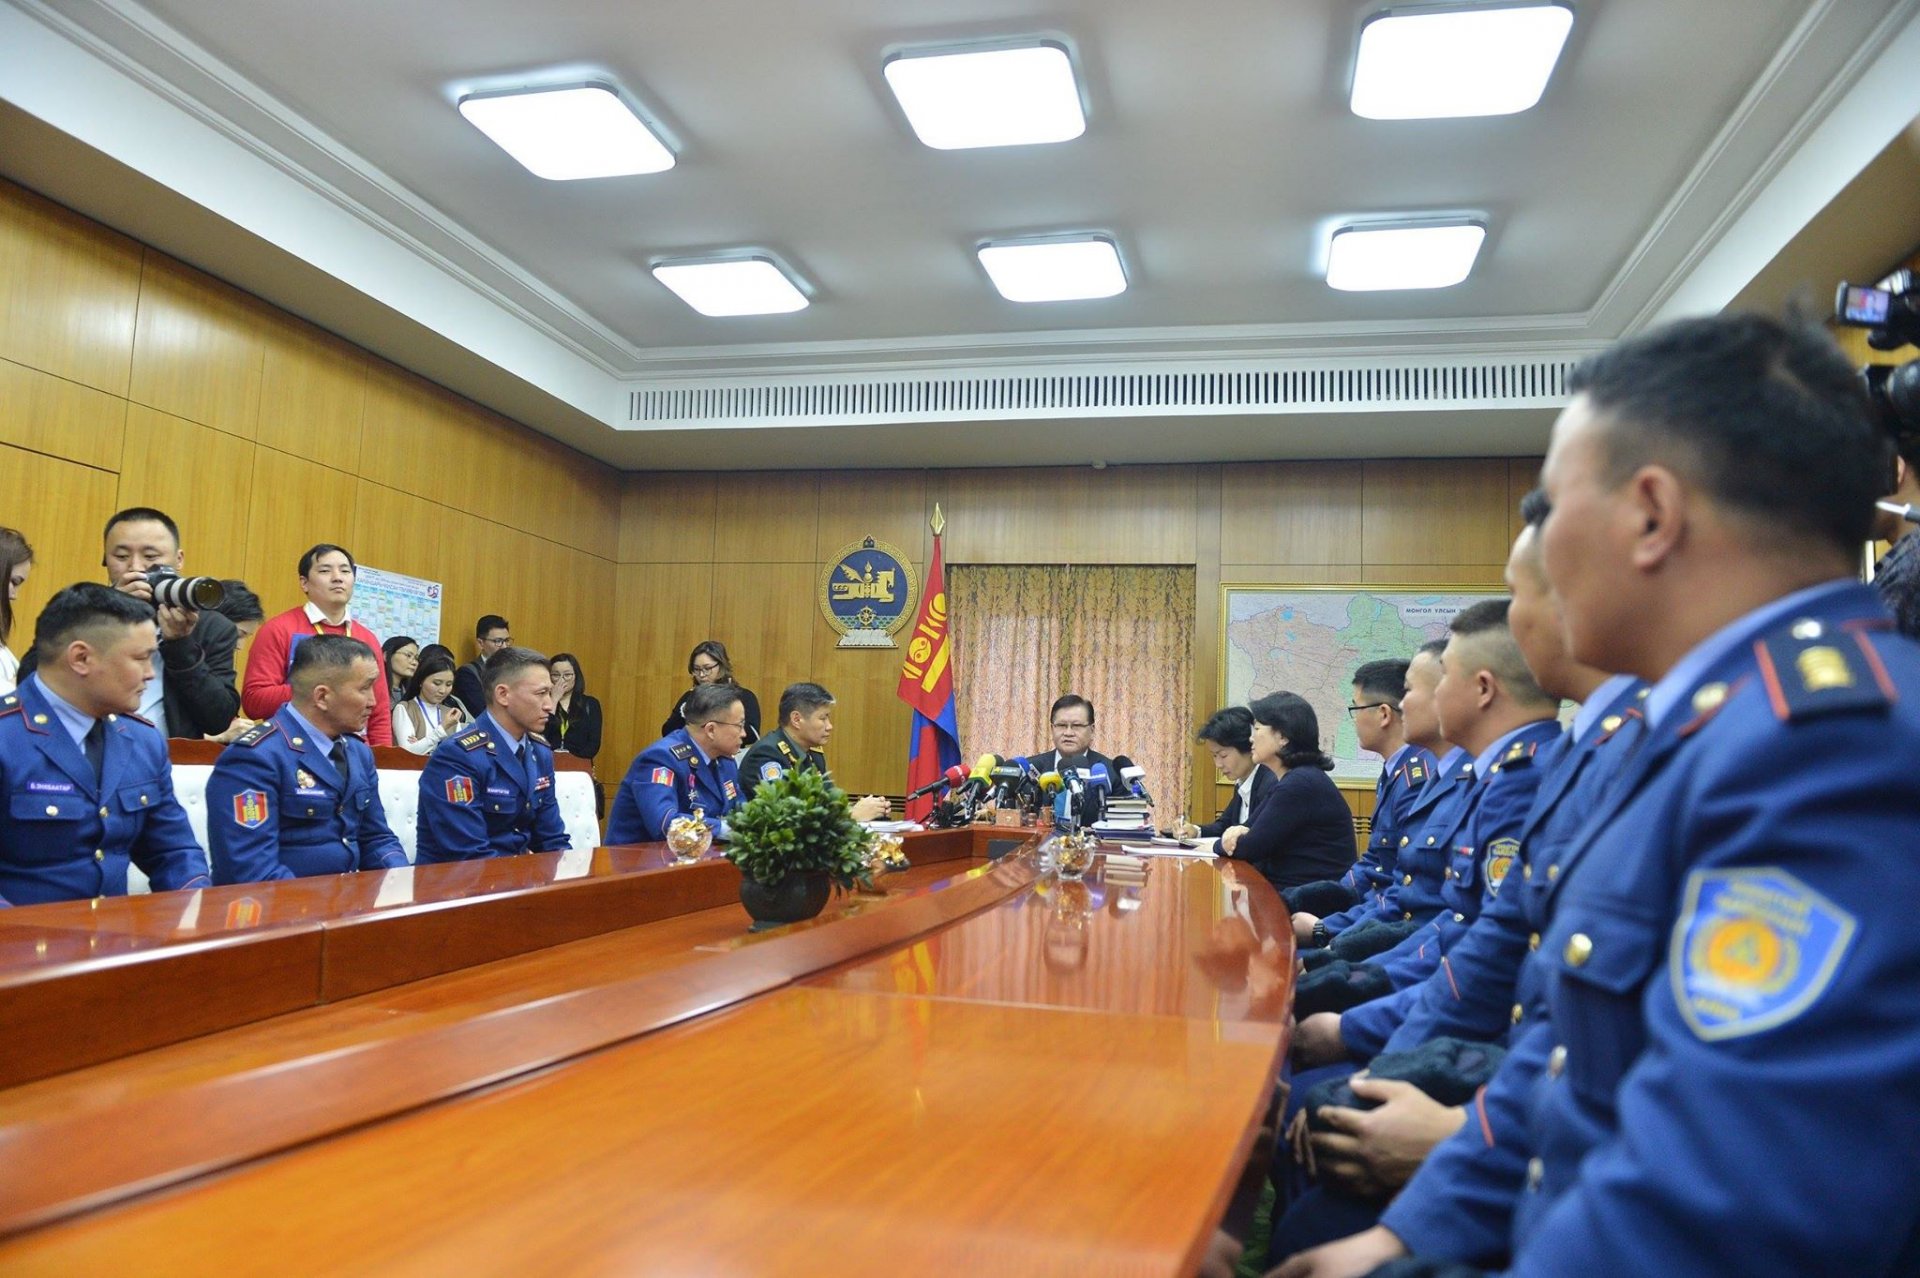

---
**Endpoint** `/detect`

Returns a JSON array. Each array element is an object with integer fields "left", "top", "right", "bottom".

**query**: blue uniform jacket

[
  {"left": 1347, "top": 690, "right": 1646, "bottom": 1060},
  {"left": 1392, "top": 585, "right": 1920, "bottom": 1274},
  {"left": 605, "top": 728, "right": 741, "bottom": 845},
  {"left": 1342, "top": 745, "right": 1437, "bottom": 900},
  {"left": 1365, "top": 719, "right": 1564, "bottom": 991},
  {"left": 0, "top": 678, "right": 209, "bottom": 906},
  {"left": 205, "top": 706, "right": 407, "bottom": 883},
  {"left": 415, "top": 715, "right": 570, "bottom": 863},
  {"left": 1322, "top": 749, "right": 1476, "bottom": 935}
]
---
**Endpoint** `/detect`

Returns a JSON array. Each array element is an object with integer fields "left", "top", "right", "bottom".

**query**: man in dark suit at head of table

[{"left": 1027, "top": 693, "right": 1123, "bottom": 781}]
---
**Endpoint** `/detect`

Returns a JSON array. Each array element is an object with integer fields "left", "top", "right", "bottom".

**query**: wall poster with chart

[
  {"left": 1222, "top": 585, "right": 1501, "bottom": 785},
  {"left": 352, "top": 565, "right": 443, "bottom": 648}
]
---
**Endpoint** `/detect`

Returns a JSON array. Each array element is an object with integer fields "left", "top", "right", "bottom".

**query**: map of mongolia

[{"left": 1224, "top": 588, "right": 1497, "bottom": 782}]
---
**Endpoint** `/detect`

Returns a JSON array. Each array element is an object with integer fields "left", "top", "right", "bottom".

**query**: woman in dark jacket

[
  {"left": 1174, "top": 706, "right": 1279, "bottom": 837},
  {"left": 660, "top": 640, "right": 761, "bottom": 743},
  {"left": 1221, "top": 692, "right": 1358, "bottom": 890},
  {"left": 545, "top": 652, "right": 605, "bottom": 817}
]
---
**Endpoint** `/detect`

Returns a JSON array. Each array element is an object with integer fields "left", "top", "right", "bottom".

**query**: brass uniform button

[
  {"left": 98, "top": 806, "right": 109, "bottom": 818},
  {"left": 1453, "top": 912, "right": 1467, "bottom": 923},
  {"left": 1403, "top": 874, "right": 1414, "bottom": 885},
  {"left": 1399, "top": 835, "right": 1409, "bottom": 847},
  {"left": 1402, "top": 911, "right": 1413, "bottom": 921},
  {"left": 1548, "top": 1045, "right": 1567, "bottom": 1077},
  {"left": 1523, "top": 863, "right": 1533, "bottom": 880},
  {"left": 1529, "top": 932, "right": 1541, "bottom": 951},
  {"left": 1527, "top": 1158, "right": 1544, "bottom": 1191},
  {"left": 1511, "top": 1002, "right": 1525, "bottom": 1024},
  {"left": 93, "top": 849, "right": 104, "bottom": 862},
  {"left": 1547, "top": 864, "right": 1560, "bottom": 881},
  {"left": 1564, "top": 933, "right": 1594, "bottom": 967},
  {"left": 1600, "top": 715, "right": 1623, "bottom": 733}
]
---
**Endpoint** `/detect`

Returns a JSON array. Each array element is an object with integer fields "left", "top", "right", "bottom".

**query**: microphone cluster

[{"left": 907, "top": 750, "right": 1155, "bottom": 832}]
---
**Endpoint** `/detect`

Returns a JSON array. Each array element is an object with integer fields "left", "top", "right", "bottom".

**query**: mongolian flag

[{"left": 897, "top": 517, "right": 962, "bottom": 821}]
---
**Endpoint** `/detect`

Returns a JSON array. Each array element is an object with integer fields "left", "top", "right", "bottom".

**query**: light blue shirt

[
  {"left": 1473, "top": 719, "right": 1551, "bottom": 779},
  {"left": 1643, "top": 579, "right": 1854, "bottom": 730},
  {"left": 28, "top": 673, "right": 99, "bottom": 749},
  {"left": 1573, "top": 673, "right": 1641, "bottom": 742},
  {"left": 138, "top": 654, "right": 166, "bottom": 723},
  {"left": 281, "top": 703, "right": 335, "bottom": 750},
  {"left": 484, "top": 711, "right": 523, "bottom": 756},
  {"left": 1432, "top": 745, "right": 1469, "bottom": 780}
]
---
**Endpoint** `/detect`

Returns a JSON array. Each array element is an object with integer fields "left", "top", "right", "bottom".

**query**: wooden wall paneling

[
  {"left": 0, "top": 446, "right": 122, "bottom": 629},
  {"left": 807, "top": 642, "right": 912, "bottom": 796},
  {"left": 240, "top": 449, "right": 360, "bottom": 619},
  {"left": 1361, "top": 459, "right": 1513, "bottom": 566},
  {"left": 941, "top": 465, "right": 1198, "bottom": 564},
  {"left": 1220, "top": 461, "right": 1364, "bottom": 566},
  {"left": 1505, "top": 457, "right": 1542, "bottom": 551},
  {"left": 0, "top": 357, "right": 127, "bottom": 471},
  {"left": 117, "top": 405, "right": 256, "bottom": 578},
  {"left": 1216, "top": 564, "right": 1350, "bottom": 587},
  {"left": 1358, "top": 565, "right": 1508, "bottom": 586},
  {"left": 598, "top": 673, "right": 646, "bottom": 775},
  {"left": 430, "top": 508, "right": 496, "bottom": 667},
  {"left": 560, "top": 552, "right": 617, "bottom": 690},
  {"left": 619, "top": 473, "right": 718, "bottom": 564},
  {"left": 349, "top": 481, "right": 446, "bottom": 602},
  {"left": 813, "top": 470, "right": 929, "bottom": 561},
  {"left": 707, "top": 562, "right": 819, "bottom": 696},
  {"left": 711, "top": 472, "right": 820, "bottom": 563},
  {"left": 126, "top": 254, "right": 265, "bottom": 440},
  {"left": 0, "top": 179, "right": 141, "bottom": 396},
  {"left": 611, "top": 562, "right": 714, "bottom": 677},
  {"left": 358, "top": 363, "right": 473, "bottom": 503},
  {"left": 256, "top": 318, "right": 367, "bottom": 474}
]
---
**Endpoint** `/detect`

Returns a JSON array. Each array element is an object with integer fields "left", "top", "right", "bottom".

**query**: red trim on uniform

[
  {"left": 1852, "top": 631, "right": 1899, "bottom": 701},
  {"left": 1442, "top": 956, "right": 1461, "bottom": 1001},
  {"left": 1474, "top": 1086, "right": 1495, "bottom": 1147},
  {"left": 1752, "top": 640, "right": 1792, "bottom": 720}
]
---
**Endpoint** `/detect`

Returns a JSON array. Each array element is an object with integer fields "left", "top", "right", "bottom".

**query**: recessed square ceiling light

[
  {"left": 651, "top": 257, "right": 810, "bottom": 317},
  {"left": 459, "top": 84, "right": 674, "bottom": 180},
  {"left": 1351, "top": 3, "right": 1573, "bottom": 120},
  {"left": 1326, "top": 223, "right": 1487, "bottom": 291},
  {"left": 884, "top": 43, "right": 1086, "bottom": 149},
  {"left": 977, "top": 237, "right": 1127, "bottom": 303}
]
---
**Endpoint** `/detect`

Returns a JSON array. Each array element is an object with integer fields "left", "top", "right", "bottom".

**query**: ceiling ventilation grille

[{"left": 627, "top": 356, "right": 1579, "bottom": 425}]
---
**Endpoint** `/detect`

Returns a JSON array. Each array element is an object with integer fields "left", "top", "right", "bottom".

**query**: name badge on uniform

[
  {"left": 233, "top": 790, "right": 270, "bottom": 828},
  {"left": 649, "top": 767, "right": 674, "bottom": 786},
  {"left": 486, "top": 785, "right": 514, "bottom": 797},
  {"left": 1672, "top": 867, "right": 1856, "bottom": 1042},
  {"left": 27, "top": 781, "right": 74, "bottom": 794},
  {"left": 445, "top": 776, "right": 476, "bottom": 805}
]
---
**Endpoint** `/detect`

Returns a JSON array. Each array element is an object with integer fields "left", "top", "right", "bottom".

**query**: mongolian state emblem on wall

[{"left": 819, "top": 536, "right": 919, "bottom": 649}]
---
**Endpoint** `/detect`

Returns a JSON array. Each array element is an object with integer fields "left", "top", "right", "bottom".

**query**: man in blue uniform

[
  {"left": 1276, "top": 314, "right": 1920, "bottom": 1278},
  {"left": 206, "top": 635, "right": 406, "bottom": 883},
  {"left": 416, "top": 646, "right": 570, "bottom": 862},
  {"left": 606, "top": 681, "right": 747, "bottom": 845},
  {"left": 0, "top": 583, "right": 209, "bottom": 905}
]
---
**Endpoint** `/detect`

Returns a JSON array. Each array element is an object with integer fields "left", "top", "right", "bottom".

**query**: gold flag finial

[{"left": 930, "top": 503, "right": 945, "bottom": 537}]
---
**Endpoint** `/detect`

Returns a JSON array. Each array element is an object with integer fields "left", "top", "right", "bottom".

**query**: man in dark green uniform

[{"left": 738, "top": 682, "right": 889, "bottom": 820}]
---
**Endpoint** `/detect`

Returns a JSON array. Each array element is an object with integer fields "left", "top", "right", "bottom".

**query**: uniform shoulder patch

[
  {"left": 0, "top": 695, "right": 20, "bottom": 718},
  {"left": 777, "top": 739, "right": 799, "bottom": 763},
  {"left": 669, "top": 742, "right": 696, "bottom": 761},
  {"left": 1671, "top": 866, "right": 1856, "bottom": 1042},
  {"left": 648, "top": 766, "right": 676, "bottom": 787},
  {"left": 233, "top": 720, "right": 279, "bottom": 748},
  {"left": 1753, "top": 622, "right": 1896, "bottom": 723},
  {"left": 759, "top": 760, "right": 786, "bottom": 782},
  {"left": 1404, "top": 758, "right": 1428, "bottom": 788},
  {"left": 1482, "top": 837, "right": 1520, "bottom": 897},
  {"left": 444, "top": 775, "right": 476, "bottom": 805},
  {"left": 1502, "top": 739, "right": 1540, "bottom": 767},
  {"left": 456, "top": 729, "right": 490, "bottom": 751},
  {"left": 232, "top": 789, "right": 270, "bottom": 828}
]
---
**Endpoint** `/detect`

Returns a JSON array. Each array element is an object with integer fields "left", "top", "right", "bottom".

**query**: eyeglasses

[
  {"left": 1346, "top": 701, "right": 1394, "bottom": 716},
  {"left": 705, "top": 719, "right": 748, "bottom": 732},
  {"left": 690, "top": 663, "right": 722, "bottom": 675},
  {"left": 1051, "top": 721, "right": 1092, "bottom": 731}
]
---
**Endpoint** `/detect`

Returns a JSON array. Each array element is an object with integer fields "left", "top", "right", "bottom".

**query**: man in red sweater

[{"left": 242, "top": 543, "right": 393, "bottom": 745}]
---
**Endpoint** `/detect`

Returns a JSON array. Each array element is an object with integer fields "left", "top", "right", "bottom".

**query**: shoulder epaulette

[
  {"left": 1492, "top": 738, "right": 1541, "bottom": 772},
  {"left": 1595, "top": 707, "right": 1642, "bottom": 745},
  {"left": 456, "top": 729, "right": 491, "bottom": 751},
  {"left": 232, "top": 720, "right": 279, "bottom": 748},
  {"left": 777, "top": 738, "right": 799, "bottom": 763},
  {"left": 1403, "top": 758, "right": 1428, "bottom": 788},
  {"left": 669, "top": 742, "right": 696, "bottom": 761},
  {"left": 1754, "top": 619, "right": 1896, "bottom": 723},
  {"left": 0, "top": 694, "right": 20, "bottom": 718},
  {"left": 121, "top": 711, "right": 157, "bottom": 730}
]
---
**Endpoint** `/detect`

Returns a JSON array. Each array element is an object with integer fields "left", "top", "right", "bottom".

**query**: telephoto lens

[{"left": 144, "top": 566, "right": 225, "bottom": 610}]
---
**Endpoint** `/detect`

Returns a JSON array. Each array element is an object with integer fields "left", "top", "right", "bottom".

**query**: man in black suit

[
  {"left": 21, "top": 507, "right": 239, "bottom": 738},
  {"left": 452, "top": 614, "right": 511, "bottom": 719},
  {"left": 1027, "top": 693, "right": 1123, "bottom": 780}
]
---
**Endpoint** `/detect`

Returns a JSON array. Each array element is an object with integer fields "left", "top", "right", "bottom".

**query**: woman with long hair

[
  {"left": 544, "top": 652, "right": 605, "bottom": 816},
  {"left": 393, "top": 651, "right": 470, "bottom": 755},
  {"left": 0, "top": 527, "right": 33, "bottom": 696},
  {"left": 660, "top": 640, "right": 760, "bottom": 743},
  {"left": 382, "top": 635, "right": 419, "bottom": 704}
]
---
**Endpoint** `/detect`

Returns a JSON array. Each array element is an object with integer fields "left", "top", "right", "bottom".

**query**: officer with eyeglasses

[
  {"left": 608, "top": 680, "right": 747, "bottom": 845},
  {"left": 1026, "top": 693, "right": 1125, "bottom": 780}
]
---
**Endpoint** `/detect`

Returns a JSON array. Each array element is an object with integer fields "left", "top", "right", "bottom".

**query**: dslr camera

[
  {"left": 1835, "top": 271, "right": 1920, "bottom": 438},
  {"left": 144, "top": 566, "right": 225, "bottom": 611}
]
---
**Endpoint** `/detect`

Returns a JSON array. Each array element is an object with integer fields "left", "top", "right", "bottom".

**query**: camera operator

[
  {"left": 1872, "top": 429, "right": 1920, "bottom": 638},
  {"left": 17, "top": 507, "right": 240, "bottom": 738}
]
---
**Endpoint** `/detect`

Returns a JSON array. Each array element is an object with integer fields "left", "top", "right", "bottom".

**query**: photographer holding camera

[
  {"left": 18, "top": 507, "right": 240, "bottom": 738},
  {"left": 1872, "top": 427, "right": 1920, "bottom": 638},
  {"left": 1837, "top": 274, "right": 1920, "bottom": 638}
]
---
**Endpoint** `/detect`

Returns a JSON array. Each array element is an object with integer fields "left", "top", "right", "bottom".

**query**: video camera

[{"left": 1834, "top": 272, "right": 1920, "bottom": 440}]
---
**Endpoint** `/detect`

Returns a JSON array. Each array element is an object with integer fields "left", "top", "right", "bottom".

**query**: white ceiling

[{"left": 3, "top": 0, "right": 1919, "bottom": 469}]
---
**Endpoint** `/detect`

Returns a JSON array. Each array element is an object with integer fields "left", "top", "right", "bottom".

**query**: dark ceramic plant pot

[{"left": 738, "top": 870, "right": 832, "bottom": 930}]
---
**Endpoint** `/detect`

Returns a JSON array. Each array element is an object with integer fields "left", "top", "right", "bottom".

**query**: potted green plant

[{"left": 724, "top": 765, "right": 876, "bottom": 928}]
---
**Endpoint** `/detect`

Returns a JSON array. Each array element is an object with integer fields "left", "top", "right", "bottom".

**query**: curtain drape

[{"left": 949, "top": 565, "right": 1195, "bottom": 817}]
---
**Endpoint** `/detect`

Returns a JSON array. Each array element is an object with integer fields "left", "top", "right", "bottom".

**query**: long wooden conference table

[{"left": 0, "top": 824, "right": 1295, "bottom": 1275}]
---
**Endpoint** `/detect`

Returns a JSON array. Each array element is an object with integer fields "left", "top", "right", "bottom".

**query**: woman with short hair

[{"left": 1219, "top": 692, "right": 1358, "bottom": 890}]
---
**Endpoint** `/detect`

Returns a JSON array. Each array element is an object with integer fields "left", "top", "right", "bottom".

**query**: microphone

[
  {"left": 956, "top": 753, "right": 1001, "bottom": 801},
  {"left": 1082, "top": 764, "right": 1113, "bottom": 825},
  {"left": 905, "top": 763, "right": 968, "bottom": 802},
  {"left": 1112, "top": 755, "right": 1155, "bottom": 807},
  {"left": 1879, "top": 500, "right": 1920, "bottom": 525},
  {"left": 988, "top": 763, "right": 1026, "bottom": 804},
  {"left": 1037, "top": 771, "right": 1064, "bottom": 794}
]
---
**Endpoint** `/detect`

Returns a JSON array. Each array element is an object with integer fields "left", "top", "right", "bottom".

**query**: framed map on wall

[{"left": 1222, "top": 585, "right": 1501, "bottom": 785}]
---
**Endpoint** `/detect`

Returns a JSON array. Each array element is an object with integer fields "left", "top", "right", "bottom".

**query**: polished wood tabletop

[{"left": 0, "top": 842, "right": 1293, "bottom": 1275}]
